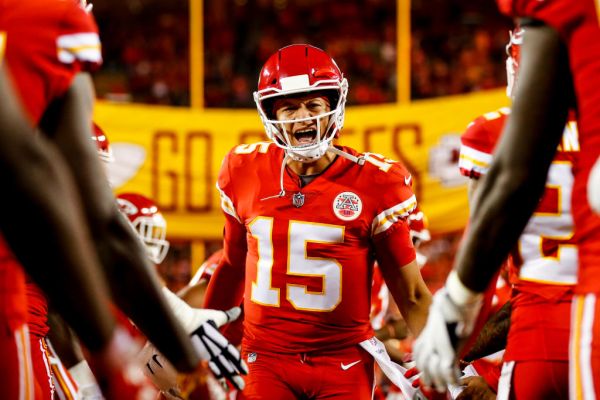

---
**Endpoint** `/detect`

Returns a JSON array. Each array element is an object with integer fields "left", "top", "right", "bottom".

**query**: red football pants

[
  {"left": 239, "top": 345, "right": 375, "bottom": 399},
  {"left": 570, "top": 294, "right": 600, "bottom": 400},
  {"left": 500, "top": 360, "right": 568, "bottom": 400},
  {"left": 0, "top": 324, "right": 35, "bottom": 400}
]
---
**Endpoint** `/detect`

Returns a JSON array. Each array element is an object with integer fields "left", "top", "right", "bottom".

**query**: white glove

[
  {"left": 157, "top": 288, "right": 248, "bottom": 390},
  {"left": 189, "top": 308, "right": 247, "bottom": 390},
  {"left": 414, "top": 271, "right": 482, "bottom": 393}
]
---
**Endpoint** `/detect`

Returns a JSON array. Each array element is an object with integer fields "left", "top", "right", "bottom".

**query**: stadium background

[{"left": 91, "top": 0, "right": 511, "bottom": 292}]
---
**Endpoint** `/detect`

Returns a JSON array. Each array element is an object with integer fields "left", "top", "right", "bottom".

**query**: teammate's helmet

[
  {"left": 254, "top": 44, "right": 349, "bottom": 162},
  {"left": 92, "top": 123, "right": 114, "bottom": 163},
  {"left": 116, "top": 193, "right": 170, "bottom": 264},
  {"left": 505, "top": 27, "right": 524, "bottom": 98}
]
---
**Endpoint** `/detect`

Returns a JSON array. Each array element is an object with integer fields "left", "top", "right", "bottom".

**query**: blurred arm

[
  {"left": 461, "top": 300, "right": 511, "bottom": 362},
  {"left": 46, "top": 310, "right": 85, "bottom": 368},
  {"left": 0, "top": 67, "right": 116, "bottom": 351},
  {"left": 38, "top": 72, "right": 198, "bottom": 371}
]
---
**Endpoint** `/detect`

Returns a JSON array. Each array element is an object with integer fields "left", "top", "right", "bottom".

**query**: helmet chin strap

[{"left": 327, "top": 145, "right": 366, "bottom": 165}]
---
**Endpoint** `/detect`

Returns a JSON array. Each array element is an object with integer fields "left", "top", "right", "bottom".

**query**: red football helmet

[
  {"left": 253, "top": 44, "right": 348, "bottom": 162},
  {"left": 92, "top": 123, "right": 114, "bottom": 163},
  {"left": 116, "top": 193, "right": 170, "bottom": 264},
  {"left": 505, "top": 27, "right": 524, "bottom": 98}
]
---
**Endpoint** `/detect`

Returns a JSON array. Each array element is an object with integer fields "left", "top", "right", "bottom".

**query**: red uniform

[
  {"left": 0, "top": 1, "right": 101, "bottom": 398},
  {"left": 207, "top": 142, "right": 417, "bottom": 399},
  {"left": 497, "top": 2, "right": 600, "bottom": 398},
  {"left": 460, "top": 109, "right": 579, "bottom": 399}
]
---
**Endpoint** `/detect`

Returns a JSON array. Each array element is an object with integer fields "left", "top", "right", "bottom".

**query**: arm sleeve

[
  {"left": 58, "top": 4, "right": 102, "bottom": 71},
  {"left": 373, "top": 220, "right": 416, "bottom": 268},
  {"left": 370, "top": 162, "right": 417, "bottom": 238}
]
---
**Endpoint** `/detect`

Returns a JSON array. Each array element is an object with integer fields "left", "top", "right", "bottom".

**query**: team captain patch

[{"left": 333, "top": 192, "right": 362, "bottom": 221}]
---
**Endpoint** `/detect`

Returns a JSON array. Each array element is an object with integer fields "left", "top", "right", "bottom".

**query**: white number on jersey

[{"left": 249, "top": 218, "right": 344, "bottom": 312}]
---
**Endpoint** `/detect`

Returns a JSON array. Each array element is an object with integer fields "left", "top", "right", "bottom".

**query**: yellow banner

[{"left": 95, "top": 90, "right": 508, "bottom": 239}]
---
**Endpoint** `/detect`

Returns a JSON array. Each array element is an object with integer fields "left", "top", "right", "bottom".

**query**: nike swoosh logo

[
  {"left": 341, "top": 360, "right": 361, "bottom": 370},
  {"left": 152, "top": 354, "right": 163, "bottom": 368},
  {"left": 405, "top": 175, "right": 412, "bottom": 186}
]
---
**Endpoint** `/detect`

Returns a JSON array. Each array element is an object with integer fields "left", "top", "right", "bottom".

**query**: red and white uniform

[
  {"left": 460, "top": 109, "right": 579, "bottom": 399},
  {"left": 497, "top": 2, "right": 600, "bottom": 398},
  {"left": 1, "top": 0, "right": 101, "bottom": 123},
  {"left": 206, "top": 143, "right": 417, "bottom": 399},
  {"left": 0, "top": 1, "right": 101, "bottom": 398}
]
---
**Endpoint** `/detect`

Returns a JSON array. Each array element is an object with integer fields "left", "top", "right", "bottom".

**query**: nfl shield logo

[{"left": 292, "top": 192, "right": 305, "bottom": 208}]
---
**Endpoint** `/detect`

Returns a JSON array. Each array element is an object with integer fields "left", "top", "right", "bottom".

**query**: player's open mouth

[{"left": 293, "top": 128, "right": 318, "bottom": 146}]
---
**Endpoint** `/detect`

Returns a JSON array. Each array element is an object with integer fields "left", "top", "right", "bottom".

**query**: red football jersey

[
  {"left": 25, "top": 278, "right": 48, "bottom": 338},
  {"left": 461, "top": 108, "right": 579, "bottom": 292},
  {"left": 216, "top": 143, "right": 417, "bottom": 353},
  {"left": 0, "top": 0, "right": 102, "bottom": 123},
  {"left": 460, "top": 109, "right": 579, "bottom": 360},
  {"left": 497, "top": 0, "right": 600, "bottom": 294}
]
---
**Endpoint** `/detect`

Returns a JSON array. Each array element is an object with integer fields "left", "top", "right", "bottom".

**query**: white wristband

[
  {"left": 68, "top": 360, "right": 98, "bottom": 388},
  {"left": 446, "top": 270, "right": 482, "bottom": 307}
]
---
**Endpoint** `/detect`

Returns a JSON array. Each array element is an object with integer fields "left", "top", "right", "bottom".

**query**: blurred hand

[{"left": 456, "top": 376, "right": 496, "bottom": 400}]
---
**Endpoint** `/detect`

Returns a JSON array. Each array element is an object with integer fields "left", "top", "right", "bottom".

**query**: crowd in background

[{"left": 92, "top": 0, "right": 511, "bottom": 107}]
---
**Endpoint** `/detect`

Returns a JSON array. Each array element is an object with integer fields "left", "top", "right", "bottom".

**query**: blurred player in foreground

[
  {"left": 457, "top": 26, "right": 579, "bottom": 399},
  {"left": 415, "top": 1, "right": 600, "bottom": 398}
]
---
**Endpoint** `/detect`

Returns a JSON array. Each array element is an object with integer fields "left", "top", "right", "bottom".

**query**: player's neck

[{"left": 287, "top": 151, "right": 336, "bottom": 176}]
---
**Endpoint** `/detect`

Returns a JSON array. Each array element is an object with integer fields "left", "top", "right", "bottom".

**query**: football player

[
  {"left": 204, "top": 44, "right": 432, "bottom": 399},
  {"left": 415, "top": 2, "right": 600, "bottom": 398},
  {"left": 457, "top": 27, "right": 579, "bottom": 399}
]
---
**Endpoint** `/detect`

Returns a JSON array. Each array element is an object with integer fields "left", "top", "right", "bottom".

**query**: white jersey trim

[
  {"left": 57, "top": 33, "right": 101, "bottom": 64},
  {"left": 371, "top": 195, "right": 417, "bottom": 236},
  {"left": 216, "top": 182, "right": 242, "bottom": 223},
  {"left": 459, "top": 145, "right": 492, "bottom": 177}
]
